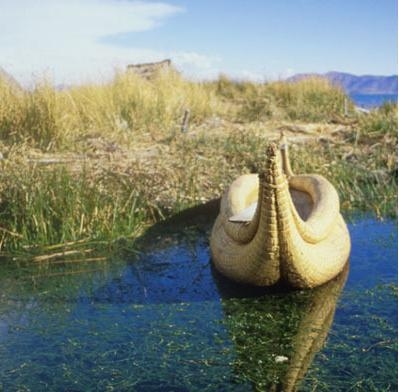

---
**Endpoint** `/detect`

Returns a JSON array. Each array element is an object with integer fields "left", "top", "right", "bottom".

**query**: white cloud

[
  {"left": 229, "top": 70, "right": 266, "bottom": 82},
  {"left": 170, "top": 51, "right": 222, "bottom": 80},
  {"left": 171, "top": 52, "right": 221, "bottom": 70},
  {"left": 0, "top": 0, "right": 185, "bottom": 85}
]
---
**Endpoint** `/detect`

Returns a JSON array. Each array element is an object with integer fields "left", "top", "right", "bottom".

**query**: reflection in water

[
  {"left": 218, "top": 264, "right": 348, "bottom": 391},
  {"left": 0, "top": 202, "right": 396, "bottom": 391}
]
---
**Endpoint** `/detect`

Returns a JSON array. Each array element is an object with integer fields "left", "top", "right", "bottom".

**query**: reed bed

[
  {"left": 0, "top": 70, "right": 396, "bottom": 255},
  {"left": 0, "top": 153, "right": 147, "bottom": 251},
  {"left": 212, "top": 74, "right": 349, "bottom": 122},
  {"left": 0, "top": 70, "right": 219, "bottom": 150}
]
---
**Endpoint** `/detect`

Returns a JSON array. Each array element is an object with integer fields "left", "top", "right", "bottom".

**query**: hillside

[
  {"left": 288, "top": 71, "right": 397, "bottom": 95},
  {"left": 0, "top": 66, "right": 23, "bottom": 91}
]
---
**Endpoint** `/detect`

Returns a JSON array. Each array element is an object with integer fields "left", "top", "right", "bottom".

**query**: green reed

[
  {"left": 0, "top": 160, "right": 149, "bottom": 252},
  {"left": 0, "top": 71, "right": 396, "bottom": 254}
]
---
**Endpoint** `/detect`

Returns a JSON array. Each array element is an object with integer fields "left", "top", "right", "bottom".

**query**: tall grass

[
  {"left": 69, "top": 70, "right": 218, "bottom": 145},
  {"left": 0, "top": 71, "right": 396, "bottom": 253},
  {"left": 0, "top": 79, "right": 70, "bottom": 149},
  {"left": 0, "top": 70, "right": 218, "bottom": 150},
  {"left": 211, "top": 75, "right": 348, "bottom": 122},
  {"left": 0, "top": 153, "right": 150, "bottom": 251},
  {"left": 0, "top": 71, "right": 354, "bottom": 151},
  {"left": 266, "top": 77, "right": 348, "bottom": 121},
  {"left": 357, "top": 101, "right": 397, "bottom": 142}
]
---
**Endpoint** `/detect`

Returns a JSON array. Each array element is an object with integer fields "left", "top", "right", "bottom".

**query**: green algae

[{"left": 0, "top": 217, "right": 396, "bottom": 391}]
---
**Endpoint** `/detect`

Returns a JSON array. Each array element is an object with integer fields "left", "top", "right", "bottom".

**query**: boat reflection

[
  {"left": 216, "top": 263, "right": 348, "bottom": 391},
  {"left": 0, "top": 200, "right": 349, "bottom": 390}
]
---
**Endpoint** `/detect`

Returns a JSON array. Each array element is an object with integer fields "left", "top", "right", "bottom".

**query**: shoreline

[{"left": 0, "top": 72, "right": 396, "bottom": 255}]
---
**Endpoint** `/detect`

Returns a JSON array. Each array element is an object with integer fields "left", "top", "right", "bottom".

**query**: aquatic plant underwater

[{"left": 0, "top": 215, "right": 396, "bottom": 391}]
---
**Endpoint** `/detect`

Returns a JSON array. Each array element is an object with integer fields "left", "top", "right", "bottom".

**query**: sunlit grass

[
  {"left": 209, "top": 74, "right": 349, "bottom": 122},
  {"left": 0, "top": 69, "right": 219, "bottom": 150},
  {"left": 0, "top": 70, "right": 396, "bottom": 254},
  {"left": 0, "top": 155, "right": 149, "bottom": 252}
]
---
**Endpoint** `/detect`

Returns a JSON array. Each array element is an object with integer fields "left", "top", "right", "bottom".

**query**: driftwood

[{"left": 181, "top": 109, "right": 191, "bottom": 133}]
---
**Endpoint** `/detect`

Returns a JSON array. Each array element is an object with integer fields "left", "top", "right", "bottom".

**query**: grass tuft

[{"left": 0, "top": 71, "right": 396, "bottom": 254}]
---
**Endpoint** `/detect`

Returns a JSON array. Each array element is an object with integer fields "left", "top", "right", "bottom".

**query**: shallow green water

[{"left": 0, "top": 213, "right": 397, "bottom": 391}]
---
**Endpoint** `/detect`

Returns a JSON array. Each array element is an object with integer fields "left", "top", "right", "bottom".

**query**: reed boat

[{"left": 210, "top": 135, "right": 351, "bottom": 289}]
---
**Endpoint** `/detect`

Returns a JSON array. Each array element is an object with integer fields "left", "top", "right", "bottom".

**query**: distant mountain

[
  {"left": 288, "top": 71, "right": 397, "bottom": 95},
  {"left": 0, "top": 67, "right": 23, "bottom": 91}
]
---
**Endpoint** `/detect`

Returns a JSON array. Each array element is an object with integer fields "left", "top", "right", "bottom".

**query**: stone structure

[{"left": 127, "top": 59, "right": 172, "bottom": 78}]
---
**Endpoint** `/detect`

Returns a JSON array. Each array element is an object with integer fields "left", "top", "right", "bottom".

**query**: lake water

[
  {"left": 350, "top": 93, "right": 397, "bottom": 109},
  {"left": 0, "top": 205, "right": 397, "bottom": 391}
]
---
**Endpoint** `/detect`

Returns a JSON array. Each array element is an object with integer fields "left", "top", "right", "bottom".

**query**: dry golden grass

[
  {"left": 0, "top": 70, "right": 396, "bottom": 254},
  {"left": 0, "top": 69, "right": 220, "bottom": 150}
]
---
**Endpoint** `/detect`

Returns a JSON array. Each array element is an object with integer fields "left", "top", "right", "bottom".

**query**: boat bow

[{"left": 210, "top": 139, "right": 351, "bottom": 288}]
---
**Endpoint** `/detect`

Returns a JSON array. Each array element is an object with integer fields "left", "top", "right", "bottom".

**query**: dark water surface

[{"left": 0, "top": 206, "right": 397, "bottom": 391}]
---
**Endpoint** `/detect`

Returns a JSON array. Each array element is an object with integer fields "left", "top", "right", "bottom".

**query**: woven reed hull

[{"left": 210, "top": 144, "right": 351, "bottom": 289}]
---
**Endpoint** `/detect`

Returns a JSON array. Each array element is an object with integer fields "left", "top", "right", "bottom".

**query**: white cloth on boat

[{"left": 228, "top": 201, "right": 257, "bottom": 222}]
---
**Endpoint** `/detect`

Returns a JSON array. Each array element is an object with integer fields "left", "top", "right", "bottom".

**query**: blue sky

[{"left": 1, "top": 0, "right": 397, "bottom": 85}]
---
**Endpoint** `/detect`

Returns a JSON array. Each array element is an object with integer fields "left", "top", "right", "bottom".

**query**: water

[
  {"left": 0, "top": 205, "right": 397, "bottom": 391},
  {"left": 350, "top": 93, "right": 397, "bottom": 109}
]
